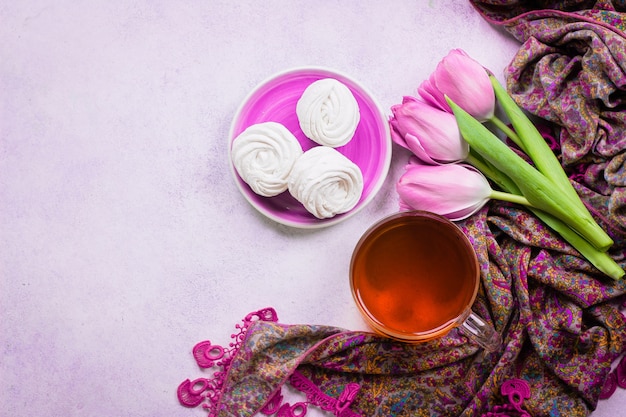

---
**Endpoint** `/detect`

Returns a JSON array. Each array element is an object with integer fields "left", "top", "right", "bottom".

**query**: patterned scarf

[{"left": 178, "top": 2, "right": 626, "bottom": 416}]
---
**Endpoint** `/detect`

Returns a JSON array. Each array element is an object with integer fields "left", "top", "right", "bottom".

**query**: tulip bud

[
  {"left": 397, "top": 159, "right": 492, "bottom": 221},
  {"left": 389, "top": 96, "right": 469, "bottom": 164},
  {"left": 419, "top": 49, "right": 495, "bottom": 122}
]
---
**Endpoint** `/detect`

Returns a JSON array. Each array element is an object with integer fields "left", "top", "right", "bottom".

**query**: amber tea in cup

[{"left": 350, "top": 210, "right": 500, "bottom": 351}]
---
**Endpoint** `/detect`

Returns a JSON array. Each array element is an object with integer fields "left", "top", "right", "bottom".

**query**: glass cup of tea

[{"left": 350, "top": 210, "right": 501, "bottom": 352}]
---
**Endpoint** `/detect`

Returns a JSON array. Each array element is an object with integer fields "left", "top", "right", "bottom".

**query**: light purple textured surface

[{"left": 1, "top": 1, "right": 623, "bottom": 416}]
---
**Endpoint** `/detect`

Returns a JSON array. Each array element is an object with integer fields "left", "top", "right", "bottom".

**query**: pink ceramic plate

[{"left": 228, "top": 67, "right": 392, "bottom": 228}]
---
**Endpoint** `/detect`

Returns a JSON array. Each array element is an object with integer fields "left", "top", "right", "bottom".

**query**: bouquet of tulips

[{"left": 390, "top": 49, "right": 624, "bottom": 280}]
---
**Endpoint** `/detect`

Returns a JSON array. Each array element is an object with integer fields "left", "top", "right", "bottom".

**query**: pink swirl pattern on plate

[{"left": 228, "top": 67, "right": 392, "bottom": 228}]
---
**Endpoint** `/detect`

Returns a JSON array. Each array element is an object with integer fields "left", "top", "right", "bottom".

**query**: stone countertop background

[{"left": 1, "top": 1, "right": 624, "bottom": 416}]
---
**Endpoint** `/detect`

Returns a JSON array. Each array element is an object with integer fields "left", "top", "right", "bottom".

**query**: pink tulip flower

[
  {"left": 389, "top": 96, "right": 469, "bottom": 164},
  {"left": 418, "top": 49, "right": 495, "bottom": 122},
  {"left": 397, "top": 159, "right": 492, "bottom": 221}
]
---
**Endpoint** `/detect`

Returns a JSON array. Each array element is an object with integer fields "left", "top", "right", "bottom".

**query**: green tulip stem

[
  {"left": 468, "top": 146, "right": 623, "bottom": 279},
  {"left": 466, "top": 153, "right": 505, "bottom": 185},
  {"left": 447, "top": 96, "right": 614, "bottom": 252},
  {"left": 488, "top": 115, "right": 525, "bottom": 153},
  {"left": 527, "top": 207, "right": 624, "bottom": 280},
  {"left": 489, "top": 76, "right": 598, "bottom": 221},
  {"left": 466, "top": 151, "right": 521, "bottom": 196},
  {"left": 489, "top": 190, "right": 533, "bottom": 207}
]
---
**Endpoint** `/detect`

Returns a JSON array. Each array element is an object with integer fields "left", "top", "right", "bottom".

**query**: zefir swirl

[
  {"left": 288, "top": 146, "right": 364, "bottom": 219},
  {"left": 296, "top": 78, "right": 360, "bottom": 147},
  {"left": 231, "top": 122, "right": 303, "bottom": 197}
]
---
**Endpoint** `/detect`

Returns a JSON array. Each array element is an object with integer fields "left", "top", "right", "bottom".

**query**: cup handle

[{"left": 459, "top": 311, "right": 501, "bottom": 352}]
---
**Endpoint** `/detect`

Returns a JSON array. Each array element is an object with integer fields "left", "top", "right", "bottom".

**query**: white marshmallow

[
  {"left": 288, "top": 146, "right": 363, "bottom": 219},
  {"left": 296, "top": 78, "right": 360, "bottom": 147},
  {"left": 231, "top": 122, "right": 303, "bottom": 197}
]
